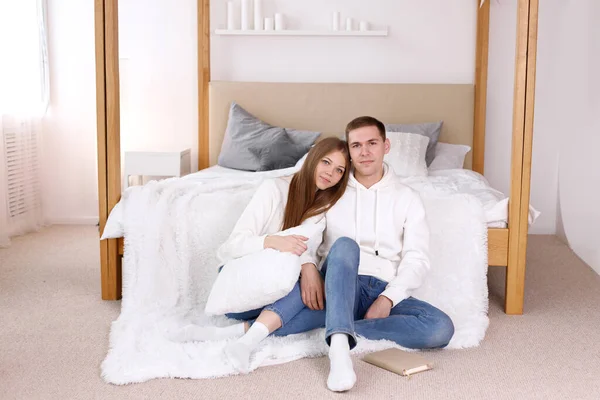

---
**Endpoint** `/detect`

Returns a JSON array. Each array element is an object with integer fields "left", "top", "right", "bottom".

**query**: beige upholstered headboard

[{"left": 209, "top": 82, "right": 475, "bottom": 169}]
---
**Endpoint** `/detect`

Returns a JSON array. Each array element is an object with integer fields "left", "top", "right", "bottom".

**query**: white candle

[
  {"left": 346, "top": 17, "right": 353, "bottom": 31},
  {"left": 274, "top": 13, "right": 284, "bottom": 30},
  {"left": 359, "top": 21, "right": 369, "bottom": 31},
  {"left": 227, "top": 1, "right": 235, "bottom": 30},
  {"left": 332, "top": 12, "right": 340, "bottom": 31},
  {"left": 264, "top": 17, "right": 274, "bottom": 31},
  {"left": 241, "top": 0, "right": 250, "bottom": 30},
  {"left": 254, "top": 0, "right": 262, "bottom": 30}
]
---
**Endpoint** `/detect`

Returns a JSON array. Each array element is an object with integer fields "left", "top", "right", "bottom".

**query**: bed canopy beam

[
  {"left": 473, "top": 0, "right": 490, "bottom": 175},
  {"left": 95, "top": 0, "right": 122, "bottom": 300},
  {"left": 506, "top": 0, "right": 539, "bottom": 315},
  {"left": 198, "top": 0, "right": 211, "bottom": 170}
]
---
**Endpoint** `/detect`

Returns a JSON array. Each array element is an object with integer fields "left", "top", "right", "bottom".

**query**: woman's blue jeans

[
  {"left": 226, "top": 237, "right": 455, "bottom": 350},
  {"left": 225, "top": 279, "right": 307, "bottom": 328}
]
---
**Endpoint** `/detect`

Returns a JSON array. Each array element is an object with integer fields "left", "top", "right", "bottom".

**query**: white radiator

[{"left": 1, "top": 115, "right": 42, "bottom": 225}]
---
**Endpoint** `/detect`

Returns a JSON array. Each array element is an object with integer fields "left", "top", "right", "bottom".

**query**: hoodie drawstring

[
  {"left": 375, "top": 188, "right": 380, "bottom": 256},
  {"left": 355, "top": 185, "right": 380, "bottom": 257},
  {"left": 350, "top": 163, "right": 391, "bottom": 258},
  {"left": 355, "top": 186, "right": 361, "bottom": 246}
]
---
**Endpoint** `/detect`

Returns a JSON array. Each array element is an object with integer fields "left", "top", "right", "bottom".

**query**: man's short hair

[{"left": 345, "top": 116, "right": 386, "bottom": 142}]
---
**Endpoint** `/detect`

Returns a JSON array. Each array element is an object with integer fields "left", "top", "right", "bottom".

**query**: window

[{"left": 0, "top": 0, "right": 49, "bottom": 115}]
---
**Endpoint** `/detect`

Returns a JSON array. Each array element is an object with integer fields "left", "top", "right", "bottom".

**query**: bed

[{"left": 94, "top": 0, "right": 539, "bottom": 315}]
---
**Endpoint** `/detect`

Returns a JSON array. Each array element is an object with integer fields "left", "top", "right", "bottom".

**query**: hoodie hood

[
  {"left": 348, "top": 162, "right": 397, "bottom": 255},
  {"left": 348, "top": 162, "right": 395, "bottom": 190}
]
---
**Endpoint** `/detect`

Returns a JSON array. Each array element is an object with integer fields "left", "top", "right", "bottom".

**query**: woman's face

[{"left": 314, "top": 150, "right": 346, "bottom": 190}]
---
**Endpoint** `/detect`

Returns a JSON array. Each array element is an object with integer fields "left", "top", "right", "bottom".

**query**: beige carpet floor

[{"left": 1, "top": 226, "right": 599, "bottom": 400}]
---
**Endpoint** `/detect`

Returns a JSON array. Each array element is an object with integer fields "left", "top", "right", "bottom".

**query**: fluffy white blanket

[{"left": 101, "top": 176, "right": 489, "bottom": 385}]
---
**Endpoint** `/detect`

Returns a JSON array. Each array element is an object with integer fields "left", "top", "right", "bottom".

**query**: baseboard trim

[{"left": 46, "top": 217, "right": 99, "bottom": 225}]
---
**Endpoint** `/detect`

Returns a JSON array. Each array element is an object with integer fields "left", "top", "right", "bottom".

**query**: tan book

[{"left": 362, "top": 348, "right": 433, "bottom": 377}]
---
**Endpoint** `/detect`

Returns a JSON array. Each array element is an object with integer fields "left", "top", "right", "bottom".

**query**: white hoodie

[{"left": 315, "top": 163, "right": 430, "bottom": 307}]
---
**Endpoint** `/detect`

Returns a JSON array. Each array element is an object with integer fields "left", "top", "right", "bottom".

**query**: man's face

[{"left": 347, "top": 125, "right": 390, "bottom": 178}]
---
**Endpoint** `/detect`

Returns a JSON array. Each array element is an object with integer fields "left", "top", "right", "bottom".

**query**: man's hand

[
  {"left": 300, "top": 263, "right": 325, "bottom": 310},
  {"left": 264, "top": 235, "right": 308, "bottom": 256},
  {"left": 364, "top": 296, "right": 393, "bottom": 320}
]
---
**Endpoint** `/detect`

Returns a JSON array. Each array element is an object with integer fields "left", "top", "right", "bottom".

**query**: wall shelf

[{"left": 214, "top": 29, "right": 388, "bottom": 37}]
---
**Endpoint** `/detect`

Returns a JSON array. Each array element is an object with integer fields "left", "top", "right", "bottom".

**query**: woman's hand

[
  {"left": 264, "top": 234, "right": 308, "bottom": 256},
  {"left": 300, "top": 263, "right": 325, "bottom": 310}
]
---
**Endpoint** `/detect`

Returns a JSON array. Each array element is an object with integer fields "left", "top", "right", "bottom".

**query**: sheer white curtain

[{"left": 0, "top": 0, "right": 48, "bottom": 247}]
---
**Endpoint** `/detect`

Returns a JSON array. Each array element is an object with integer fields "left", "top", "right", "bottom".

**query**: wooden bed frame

[{"left": 94, "top": 0, "right": 539, "bottom": 315}]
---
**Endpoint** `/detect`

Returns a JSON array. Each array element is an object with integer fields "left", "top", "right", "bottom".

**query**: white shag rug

[{"left": 101, "top": 177, "right": 489, "bottom": 385}]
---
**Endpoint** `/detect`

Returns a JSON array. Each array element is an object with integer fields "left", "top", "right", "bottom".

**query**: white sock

[
  {"left": 327, "top": 333, "right": 357, "bottom": 392},
  {"left": 168, "top": 323, "right": 245, "bottom": 342},
  {"left": 224, "top": 322, "right": 270, "bottom": 373}
]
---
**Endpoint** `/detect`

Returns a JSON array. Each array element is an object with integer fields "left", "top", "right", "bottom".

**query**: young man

[{"left": 272, "top": 116, "right": 454, "bottom": 392}]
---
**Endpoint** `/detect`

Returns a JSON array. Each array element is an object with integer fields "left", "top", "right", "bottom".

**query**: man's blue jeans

[{"left": 226, "top": 237, "right": 455, "bottom": 350}]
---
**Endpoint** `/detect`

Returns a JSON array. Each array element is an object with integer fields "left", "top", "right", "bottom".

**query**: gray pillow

[
  {"left": 249, "top": 131, "right": 308, "bottom": 171},
  {"left": 218, "top": 102, "right": 321, "bottom": 171},
  {"left": 385, "top": 121, "right": 443, "bottom": 166}
]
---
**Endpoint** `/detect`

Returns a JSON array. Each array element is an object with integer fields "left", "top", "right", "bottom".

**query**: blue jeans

[
  {"left": 226, "top": 237, "right": 455, "bottom": 350},
  {"left": 225, "top": 280, "right": 307, "bottom": 328}
]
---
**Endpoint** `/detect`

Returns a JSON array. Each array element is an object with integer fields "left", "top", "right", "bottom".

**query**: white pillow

[
  {"left": 204, "top": 223, "right": 322, "bottom": 316},
  {"left": 384, "top": 131, "right": 429, "bottom": 177},
  {"left": 429, "top": 142, "right": 471, "bottom": 171}
]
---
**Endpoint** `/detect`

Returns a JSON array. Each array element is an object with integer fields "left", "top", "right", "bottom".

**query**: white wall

[
  {"left": 212, "top": 0, "right": 476, "bottom": 83},
  {"left": 484, "top": 0, "right": 565, "bottom": 235},
  {"left": 43, "top": 0, "right": 98, "bottom": 224},
  {"left": 526, "top": 0, "right": 562, "bottom": 235},
  {"left": 43, "top": 0, "right": 563, "bottom": 238},
  {"left": 118, "top": 0, "right": 198, "bottom": 171},
  {"left": 43, "top": 0, "right": 198, "bottom": 224},
  {"left": 552, "top": 0, "right": 600, "bottom": 274},
  {"left": 484, "top": 1, "right": 517, "bottom": 223}
]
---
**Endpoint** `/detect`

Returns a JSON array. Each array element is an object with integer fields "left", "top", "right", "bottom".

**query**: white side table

[{"left": 124, "top": 149, "right": 191, "bottom": 189}]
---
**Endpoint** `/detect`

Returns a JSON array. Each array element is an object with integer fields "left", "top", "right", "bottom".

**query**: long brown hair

[{"left": 282, "top": 137, "right": 350, "bottom": 230}]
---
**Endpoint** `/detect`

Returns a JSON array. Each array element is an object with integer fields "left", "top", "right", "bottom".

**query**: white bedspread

[
  {"left": 407, "top": 169, "right": 540, "bottom": 228},
  {"left": 102, "top": 166, "right": 538, "bottom": 240},
  {"left": 100, "top": 174, "right": 489, "bottom": 384}
]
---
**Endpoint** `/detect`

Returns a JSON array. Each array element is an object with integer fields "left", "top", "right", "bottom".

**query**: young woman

[{"left": 170, "top": 137, "right": 350, "bottom": 373}]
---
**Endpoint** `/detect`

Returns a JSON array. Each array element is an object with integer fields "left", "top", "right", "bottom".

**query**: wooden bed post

[
  {"left": 198, "top": 0, "right": 211, "bottom": 170},
  {"left": 95, "top": 0, "right": 122, "bottom": 300},
  {"left": 473, "top": 0, "right": 490, "bottom": 175},
  {"left": 506, "top": 0, "right": 539, "bottom": 314}
]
